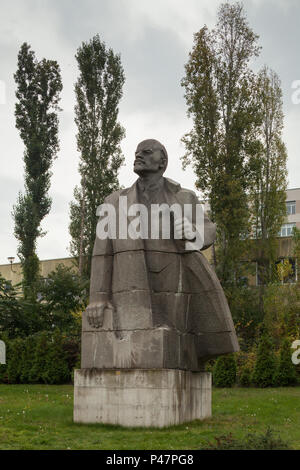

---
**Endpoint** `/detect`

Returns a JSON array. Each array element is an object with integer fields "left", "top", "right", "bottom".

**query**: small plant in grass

[
  {"left": 204, "top": 427, "right": 291, "bottom": 450},
  {"left": 213, "top": 354, "right": 237, "bottom": 387}
]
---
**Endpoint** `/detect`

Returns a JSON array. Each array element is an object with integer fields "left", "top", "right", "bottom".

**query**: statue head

[{"left": 133, "top": 139, "right": 168, "bottom": 176}]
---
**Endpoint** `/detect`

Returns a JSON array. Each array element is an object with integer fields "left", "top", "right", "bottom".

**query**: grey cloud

[{"left": 1, "top": 0, "right": 300, "bottom": 263}]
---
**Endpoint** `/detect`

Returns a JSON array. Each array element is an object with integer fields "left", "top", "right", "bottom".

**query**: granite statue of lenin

[{"left": 81, "top": 139, "right": 239, "bottom": 372}]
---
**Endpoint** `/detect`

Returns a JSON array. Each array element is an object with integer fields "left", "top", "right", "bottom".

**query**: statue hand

[
  {"left": 174, "top": 217, "right": 196, "bottom": 240},
  {"left": 85, "top": 300, "right": 114, "bottom": 329}
]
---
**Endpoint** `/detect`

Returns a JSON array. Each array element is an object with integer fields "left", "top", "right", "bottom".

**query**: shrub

[
  {"left": 252, "top": 332, "right": 276, "bottom": 387},
  {"left": 274, "top": 337, "right": 298, "bottom": 386},
  {"left": 213, "top": 354, "right": 237, "bottom": 387},
  {"left": 44, "top": 330, "right": 70, "bottom": 384},
  {"left": 7, "top": 338, "right": 26, "bottom": 383},
  {"left": 29, "top": 332, "right": 50, "bottom": 383},
  {"left": 239, "top": 366, "right": 251, "bottom": 387},
  {"left": 20, "top": 335, "right": 37, "bottom": 383},
  {"left": 0, "top": 331, "right": 79, "bottom": 384}
]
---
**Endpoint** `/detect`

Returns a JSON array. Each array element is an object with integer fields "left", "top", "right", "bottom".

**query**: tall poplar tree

[
  {"left": 251, "top": 66, "right": 288, "bottom": 286},
  {"left": 12, "top": 43, "right": 62, "bottom": 298},
  {"left": 69, "top": 34, "right": 125, "bottom": 277},
  {"left": 181, "top": 2, "right": 261, "bottom": 286}
]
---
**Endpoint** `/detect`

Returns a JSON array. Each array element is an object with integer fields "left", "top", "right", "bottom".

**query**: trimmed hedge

[
  {"left": 0, "top": 330, "right": 80, "bottom": 384},
  {"left": 213, "top": 354, "right": 237, "bottom": 387},
  {"left": 274, "top": 338, "right": 298, "bottom": 386},
  {"left": 252, "top": 333, "right": 277, "bottom": 387}
]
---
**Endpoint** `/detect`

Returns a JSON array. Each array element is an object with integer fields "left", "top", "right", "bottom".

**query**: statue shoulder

[
  {"left": 164, "top": 178, "right": 197, "bottom": 197},
  {"left": 103, "top": 188, "right": 124, "bottom": 205}
]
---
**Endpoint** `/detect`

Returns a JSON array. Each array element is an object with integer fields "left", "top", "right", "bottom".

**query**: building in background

[{"left": 0, "top": 257, "right": 77, "bottom": 285}]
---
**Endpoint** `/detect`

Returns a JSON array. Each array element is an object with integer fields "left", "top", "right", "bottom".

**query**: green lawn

[{"left": 0, "top": 385, "right": 299, "bottom": 449}]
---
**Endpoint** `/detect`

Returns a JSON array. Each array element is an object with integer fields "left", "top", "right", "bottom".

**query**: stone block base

[{"left": 73, "top": 368, "right": 211, "bottom": 427}]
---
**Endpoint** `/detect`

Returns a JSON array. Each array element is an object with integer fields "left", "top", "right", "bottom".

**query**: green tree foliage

[
  {"left": 227, "top": 285, "right": 263, "bottom": 349},
  {"left": 263, "top": 282, "right": 300, "bottom": 348},
  {"left": 12, "top": 43, "right": 62, "bottom": 298},
  {"left": 0, "top": 276, "right": 45, "bottom": 338},
  {"left": 0, "top": 276, "right": 24, "bottom": 338},
  {"left": 252, "top": 331, "right": 276, "bottom": 387},
  {"left": 250, "top": 67, "right": 288, "bottom": 287},
  {"left": 0, "top": 267, "right": 87, "bottom": 339},
  {"left": 37, "top": 264, "right": 88, "bottom": 333},
  {"left": 274, "top": 338, "right": 298, "bottom": 386},
  {"left": 213, "top": 354, "right": 237, "bottom": 387},
  {"left": 181, "top": 2, "right": 261, "bottom": 285},
  {"left": 0, "top": 275, "right": 42, "bottom": 338},
  {"left": 69, "top": 34, "right": 125, "bottom": 276}
]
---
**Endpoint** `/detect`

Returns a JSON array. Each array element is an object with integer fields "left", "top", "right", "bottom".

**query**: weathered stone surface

[
  {"left": 151, "top": 292, "right": 189, "bottom": 330},
  {"left": 82, "top": 327, "right": 216, "bottom": 371},
  {"left": 74, "top": 369, "right": 212, "bottom": 427},
  {"left": 84, "top": 139, "right": 239, "bottom": 361},
  {"left": 76, "top": 139, "right": 238, "bottom": 425}
]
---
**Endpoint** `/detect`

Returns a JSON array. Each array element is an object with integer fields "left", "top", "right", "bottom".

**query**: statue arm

[
  {"left": 86, "top": 232, "right": 114, "bottom": 328},
  {"left": 176, "top": 190, "right": 216, "bottom": 251}
]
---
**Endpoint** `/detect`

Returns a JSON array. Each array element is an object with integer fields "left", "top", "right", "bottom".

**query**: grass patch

[{"left": 0, "top": 385, "right": 299, "bottom": 449}]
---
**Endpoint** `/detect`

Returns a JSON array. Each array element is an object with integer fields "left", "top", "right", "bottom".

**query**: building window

[
  {"left": 278, "top": 222, "right": 296, "bottom": 237},
  {"left": 286, "top": 201, "right": 296, "bottom": 215}
]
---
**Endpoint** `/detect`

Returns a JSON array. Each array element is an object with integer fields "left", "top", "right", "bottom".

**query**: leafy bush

[
  {"left": 0, "top": 330, "right": 79, "bottom": 384},
  {"left": 44, "top": 330, "right": 70, "bottom": 384},
  {"left": 252, "top": 331, "right": 276, "bottom": 387},
  {"left": 20, "top": 335, "right": 36, "bottom": 383},
  {"left": 0, "top": 267, "right": 87, "bottom": 339},
  {"left": 227, "top": 286, "right": 263, "bottom": 350},
  {"left": 213, "top": 354, "right": 237, "bottom": 387},
  {"left": 239, "top": 366, "right": 252, "bottom": 387},
  {"left": 37, "top": 265, "right": 88, "bottom": 333},
  {"left": 274, "top": 337, "right": 298, "bottom": 386},
  {"left": 29, "top": 332, "right": 50, "bottom": 383},
  {"left": 7, "top": 338, "right": 25, "bottom": 383}
]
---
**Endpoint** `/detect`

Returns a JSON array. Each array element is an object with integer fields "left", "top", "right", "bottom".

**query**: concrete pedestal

[{"left": 73, "top": 368, "right": 211, "bottom": 427}]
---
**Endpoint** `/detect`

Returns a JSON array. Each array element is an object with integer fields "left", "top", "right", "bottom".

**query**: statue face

[{"left": 133, "top": 140, "right": 165, "bottom": 175}]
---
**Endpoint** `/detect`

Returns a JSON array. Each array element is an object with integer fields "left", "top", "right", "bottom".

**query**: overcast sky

[{"left": 1, "top": 0, "right": 300, "bottom": 265}]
